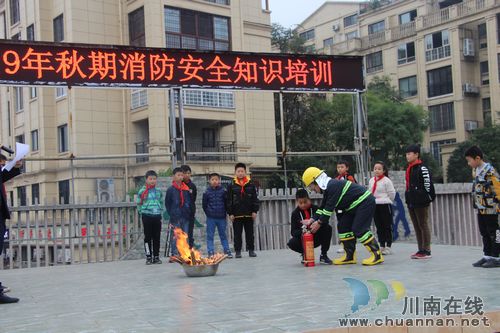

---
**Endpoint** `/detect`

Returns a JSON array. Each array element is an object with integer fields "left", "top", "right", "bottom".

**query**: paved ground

[{"left": 1, "top": 243, "right": 499, "bottom": 333}]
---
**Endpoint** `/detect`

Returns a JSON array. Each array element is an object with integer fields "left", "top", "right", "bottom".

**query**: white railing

[
  {"left": 425, "top": 44, "right": 451, "bottom": 62},
  {"left": 391, "top": 21, "right": 416, "bottom": 40}
]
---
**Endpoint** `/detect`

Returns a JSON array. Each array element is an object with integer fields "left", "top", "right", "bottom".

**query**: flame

[{"left": 172, "top": 227, "right": 227, "bottom": 266}]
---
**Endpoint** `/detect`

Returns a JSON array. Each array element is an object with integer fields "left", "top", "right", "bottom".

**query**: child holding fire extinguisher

[{"left": 287, "top": 189, "right": 333, "bottom": 265}]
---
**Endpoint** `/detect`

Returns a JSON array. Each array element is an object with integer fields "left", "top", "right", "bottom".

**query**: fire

[{"left": 171, "top": 228, "right": 227, "bottom": 266}]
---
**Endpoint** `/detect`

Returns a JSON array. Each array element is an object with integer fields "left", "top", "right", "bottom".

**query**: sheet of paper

[{"left": 2, "top": 142, "right": 29, "bottom": 172}]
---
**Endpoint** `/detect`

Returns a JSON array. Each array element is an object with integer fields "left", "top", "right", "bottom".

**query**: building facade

[
  {"left": 297, "top": 0, "right": 500, "bottom": 180},
  {"left": 0, "top": 0, "right": 277, "bottom": 204}
]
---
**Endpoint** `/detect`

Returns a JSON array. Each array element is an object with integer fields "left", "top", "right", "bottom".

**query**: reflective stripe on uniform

[{"left": 346, "top": 190, "right": 371, "bottom": 212}]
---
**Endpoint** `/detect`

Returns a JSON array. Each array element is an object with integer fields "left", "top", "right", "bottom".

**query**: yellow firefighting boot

[
  {"left": 334, "top": 232, "right": 357, "bottom": 265},
  {"left": 360, "top": 232, "right": 384, "bottom": 266}
]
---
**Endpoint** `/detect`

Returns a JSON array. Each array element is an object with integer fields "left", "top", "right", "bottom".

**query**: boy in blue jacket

[
  {"left": 203, "top": 173, "right": 232, "bottom": 258},
  {"left": 165, "top": 167, "right": 192, "bottom": 256}
]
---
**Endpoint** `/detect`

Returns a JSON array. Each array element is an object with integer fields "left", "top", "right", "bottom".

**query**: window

[
  {"left": 58, "top": 180, "right": 70, "bottom": 204},
  {"left": 478, "top": 23, "right": 487, "bottom": 49},
  {"left": 299, "top": 29, "right": 315, "bottom": 41},
  {"left": 429, "top": 102, "right": 455, "bottom": 133},
  {"left": 165, "top": 7, "right": 230, "bottom": 51},
  {"left": 425, "top": 30, "right": 450, "bottom": 62},
  {"left": 14, "top": 87, "right": 23, "bottom": 112},
  {"left": 56, "top": 87, "right": 67, "bottom": 98},
  {"left": 399, "top": 10, "right": 417, "bottom": 24},
  {"left": 15, "top": 134, "right": 24, "bottom": 144},
  {"left": 203, "top": 0, "right": 230, "bottom": 4},
  {"left": 345, "top": 31, "right": 358, "bottom": 40},
  {"left": 397, "top": 42, "right": 415, "bottom": 64},
  {"left": 498, "top": 54, "right": 500, "bottom": 82},
  {"left": 0, "top": 12, "right": 6, "bottom": 39},
  {"left": 58, "top": 124, "right": 68, "bottom": 153},
  {"left": 399, "top": 76, "right": 417, "bottom": 98},
  {"left": 26, "top": 24, "right": 34, "bottom": 41},
  {"left": 368, "top": 21, "right": 385, "bottom": 34},
  {"left": 497, "top": 14, "right": 500, "bottom": 44},
  {"left": 31, "top": 184, "right": 39, "bottom": 205},
  {"left": 11, "top": 32, "right": 19, "bottom": 40},
  {"left": 427, "top": 66, "right": 453, "bottom": 98},
  {"left": 53, "top": 14, "right": 64, "bottom": 42},
  {"left": 482, "top": 97, "right": 491, "bottom": 126},
  {"left": 430, "top": 139, "right": 456, "bottom": 165},
  {"left": 17, "top": 186, "right": 26, "bottom": 206},
  {"left": 31, "top": 130, "right": 38, "bottom": 151},
  {"left": 323, "top": 38, "right": 333, "bottom": 48},
  {"left": 131, "top": 89, "right": 147, "bottom": 109},
  {"left": 9, "top": 0, "right": 19, "bottom": 25},
  {"left": 128, "top": 7, "right": 145, "bottom": 47},
  {"left": 30, "top": 87, "right": 37, "bottom": 99},
  {"left": 344, "top": 14, "right": 358, "bottom": 27},
  {"left": 177, "top": 89, "right": 234, "bottom": 109},
  {"left": 480, "top": 61, "right": 489, "bottom": 85},
  {"left": 202, "top": 128, "right": 216, "bottom": 148},
  {"left": 366, "top": 51, "right": 383, "bottom": 73}
]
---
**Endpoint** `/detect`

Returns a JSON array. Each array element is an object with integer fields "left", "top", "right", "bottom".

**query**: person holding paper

[{"left": 0, "top": 153, "right": 23, "bottom": 304}]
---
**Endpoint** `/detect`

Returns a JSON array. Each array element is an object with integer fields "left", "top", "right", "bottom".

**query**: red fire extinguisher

[{"left": 302, "top": 229, "right": 315, "bottom": 267}]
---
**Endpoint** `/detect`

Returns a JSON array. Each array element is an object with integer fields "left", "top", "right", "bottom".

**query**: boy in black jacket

[
  {"left": 404, "top": 144, "right": 435, "bottom": 260},
  {"left": 302, "top": 166, "right": 384, "bottom": 266},
  {"left": 226, "top": 163, "right": 259, "bottom": 258},
  {"left": 287, "top": 189, "right": 332, "bottom": 264},
  {"left": 181, "top": 165, "right": 197, "bottom": 248}
]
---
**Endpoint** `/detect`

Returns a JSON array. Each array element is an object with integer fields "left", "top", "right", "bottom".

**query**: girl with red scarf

[
  {"left": 369, "top": 161, "right": 396, "bottom": 255},
  {"left": 404, "top": 144, "right": 435, "bottom": 260}
]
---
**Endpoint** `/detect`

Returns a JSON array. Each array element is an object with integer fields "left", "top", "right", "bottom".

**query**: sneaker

[
  {"left": 481, "top": 258, "right": 500, "bottom": 268},
  {"left": 0, "top": 293, "right": 19, "bottom": 304},
  {"left": 225, "top": 251, "right": 233, "bottom": 259},
  {"left": 249, "top": 250, "right": 257, "bottom": 258},
  {"left": 235, "top": 251, "right": 242, "bottom": 258},
  {"left": 146, "top": 257, "right": 153, "bottom": 265},
  {"left": 411, "top": 251, "right": 423, "bottom": 259},
  {"left": 319, "top": 254, "right": 332, "bottom": 265},
  {"left": 382, "top": 247, "right": 393, "bottom": 255},
  {"left": 153, "top": 257, "right": 162, "bottom": 264},
  {"left": 415, "top": 251, "right": 432, "bottom": 259},
  {"left": 0, "top": 284, "right": 10, "bottom": 294},
  {"left": 472, "top": 257, "right": 488, "bottom": 267}
]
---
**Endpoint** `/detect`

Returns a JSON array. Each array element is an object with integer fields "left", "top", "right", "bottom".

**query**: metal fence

[{"left": 1, "top": 184, "right": 483, "bottom": 270}]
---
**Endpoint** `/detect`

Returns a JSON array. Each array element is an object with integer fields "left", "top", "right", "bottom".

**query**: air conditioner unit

[
  {"left": 463, "top": 83, "right": 479, "bottom": 94},
  {"left": 465, "top": 120, "right": 478, "bottom": 131},
  {"left": 332, "top": 24, "right": 340, "bottom": 31},
  {"left": 463, "top": 38, "right": 475, "bottom": 57},
  {"left": 97, "top": 178, "right": 115, "bottom": 203}
]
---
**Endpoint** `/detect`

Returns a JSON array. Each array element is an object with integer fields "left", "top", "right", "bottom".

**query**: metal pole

[
  {"left": 279, "top": 92, "right": 288, "bottom": 193},
  {"left": 178, "top": 88, "right": 187, "bottom": 165},
  {"left": 168, "top": 88, "right": 177, "bottom": 168},
  {"left": 356, "top": 91, "right": 367, "bottom": 186}
]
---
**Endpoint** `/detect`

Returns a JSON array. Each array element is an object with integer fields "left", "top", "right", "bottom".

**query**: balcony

[
  {"left": 361, "top": 31, "right": 386, "bottom": 49},
  {"left": 321, "top": 38, "right": 361, "bottom": 55},
  {"left": 186, "top": 140, "right": 236, "bottom": 161},
  {"left": 135, "top": 141, "right": 149, "bottom": 163},
  {"left": 202, "top": 0, "right": 230, "bottom": 5},
  {"left": 425, "top": 45, "right": 451, "bottom": 62},
  {"left": 390, "top": 21, "right": 416, "bottom": 40},
  {"left": 462, "top": 83, "right": 480, "bottom": 96}
]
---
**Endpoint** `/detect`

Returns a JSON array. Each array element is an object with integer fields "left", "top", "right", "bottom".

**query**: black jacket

[
  {"left": 226, "top": 177, "right": 259, "bottom": 217},
  {"left": 290, "top": 204, "right": 318, "bottom": 238},
  {"left": 0, "top": 168, "right": 21, "bottom": 220},
  {"left": 405, "top": 164, "right": 436, "bottom": 208},
  {"left": 314, "top": 179, "right": 372, "bottom": 224},
  {"left": 184, "top": 180, "right": 197, "bottom": 217}
]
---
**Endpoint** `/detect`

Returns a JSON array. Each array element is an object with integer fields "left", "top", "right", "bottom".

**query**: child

[
  {"left": 181, "top": 165, "right": 197, "bottom": 248},
  {"left": 287, "top": 189, "right": 333, "bottom": 264},
  {"left": 336, "top": 160, "right": 357, "bottom": 183},
  {"left": 226, "top": 162, "right": 260, "bottom": 258},
  {"left": 136, "top": 170, "right": 164, "bottom": 265},
  {"left": 302, "top": 166, "right": 383, "bottom": 266},
  {"left": 203, "top": 173, "right": 232, "bottom": 258},
  {"left": 369, "top": 161, "right": 396, "bottom": 255},
  {"left": 405, "top": 144, "right": 435, "bottom": 260},
  {"left": 465, "top": 146, "right": 500, "bottom": 268},
  {"left": 165, "top": 167, "right": 192, "bottom": 257}
]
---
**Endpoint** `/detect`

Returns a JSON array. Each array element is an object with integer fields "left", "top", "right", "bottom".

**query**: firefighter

[{"left": 302, "top": 167, "right": 383, "bottom": 266}]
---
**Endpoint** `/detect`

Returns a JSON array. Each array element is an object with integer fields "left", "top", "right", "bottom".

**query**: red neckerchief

[
  {"left": 236, "top": 177, "right": 249, "bottom": 197},
  {"left": 172, "top": 181, "right": 189, "bottom": 206},
  {"left": 371, "top": 175, "right": 384, "bottom": 194},
  {"left": 303, "top": 205, "right": 311, "bottom": 220},
  {"left": 140, "top": 184, "right": 155, "bottom": 205},
  {"left": 336, "top": 174, "right": 345, "bottom": 180},
  {"left": 406, "top": 159, "right": 422, "bottom": 190}
]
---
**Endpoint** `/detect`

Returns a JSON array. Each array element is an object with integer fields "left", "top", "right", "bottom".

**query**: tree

[
  {"left": 367, "top": 76, "right": 428, "bottom": 169},
  {"left": 447, "top": 126, "right": 500, "bottom": 182},
  {"left": 271, "top": 23, "right": 308, "bottom": 54}
]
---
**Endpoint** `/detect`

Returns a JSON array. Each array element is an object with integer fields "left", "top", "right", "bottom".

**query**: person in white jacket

[{"left": 369, "top": 161, "right": 396, "bottom": 255}]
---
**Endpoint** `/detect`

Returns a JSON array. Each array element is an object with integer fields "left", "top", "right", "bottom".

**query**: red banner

[{"left": 0, "top": 40, "right": 364, "bottom": 91}]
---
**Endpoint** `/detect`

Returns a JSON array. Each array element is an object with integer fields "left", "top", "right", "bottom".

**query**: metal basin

[{"left": 182, "top": 263, "right": 219, "bottom": 277}]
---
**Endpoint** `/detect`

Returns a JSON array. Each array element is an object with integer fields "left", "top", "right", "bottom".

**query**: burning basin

[{"left": 181, "top": 263, "right": 220, "bottom": 277}]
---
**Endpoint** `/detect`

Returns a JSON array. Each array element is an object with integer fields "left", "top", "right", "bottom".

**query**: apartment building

[
  {"left": 297, "top": 0, "right": 500, "bottom": 180},
  {"left": 0, "top": 0, "right": 277, "bottom": 204}
]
